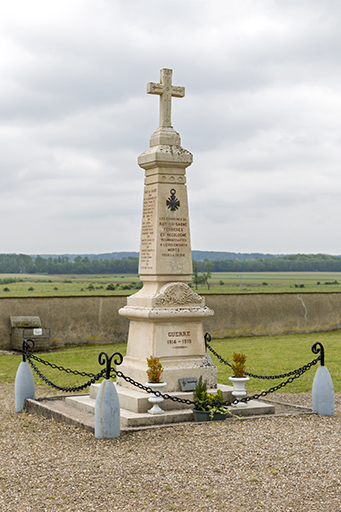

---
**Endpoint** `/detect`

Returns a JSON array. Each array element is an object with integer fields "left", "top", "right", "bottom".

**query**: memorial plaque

[{"left": 179, "top": 377, "right": 199, "bottom": 392}]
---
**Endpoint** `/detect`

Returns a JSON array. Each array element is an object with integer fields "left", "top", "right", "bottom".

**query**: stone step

[
  {"left": 78, "top": 382, "right": 234, "bottom": 414},
  {"left": 64, "top": 383, "right": 275, "bottom": 428},
  {"left": 65, "top": 394, "right": 275, "bottom": 428}
]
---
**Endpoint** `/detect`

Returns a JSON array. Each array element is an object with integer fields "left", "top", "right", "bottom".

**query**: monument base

[{"left": 62, "top": 383, "right": 276, "bottom": 429}]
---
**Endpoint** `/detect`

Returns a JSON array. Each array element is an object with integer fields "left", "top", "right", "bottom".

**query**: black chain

[
  {"left": 23, "top": 340, "right": 106, "bottom": 392},
  {"left": 113, "top": 369, "right": 196, "bottom": 405},
  {"left": 27, "top": 353, "right": 100, "bottom": 378},
  {"left": 233, "top": 356, "right": 320, "bottom": 405},
  {"left": 26, "top": 354, "right": 106, "bottom": 392},
  {"left": 22, "top": 335, "right": 322, "bottom": 407},
  {"left": 112, "top": 354, "right": 319, "bottom": 407},
  {"left": 204, "top": 332, "right": 321, "bottom": 380}
]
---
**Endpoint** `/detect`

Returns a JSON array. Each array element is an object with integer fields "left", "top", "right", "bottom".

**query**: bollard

[
  {"left": 15, "top": 361, "right": 35, "bottom": 413},
  {"left": 95, "top": 378, "right": 120, "bottom": 438},
  {"left": 94, "top": 351, "right": 122, "bottom": 439},
  {"left": 311, "top": 342, "right": 335, "bottom": 416}
]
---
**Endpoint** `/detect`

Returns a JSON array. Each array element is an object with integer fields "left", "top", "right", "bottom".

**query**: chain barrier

[
  {"left": 22, "top": 335, "right": 324, "bottom": 408},
  {"left": 112, "top": 369, "right": 196, "bottom": 405},
  {"left": 204, "top": 332, "right": 322, "bottom": 380},
  {"left": 111, "top": 362, "right": 318, "bottom": 408},
  {"left": 23, "top": 340, "right": 106, "bottom": 392}
]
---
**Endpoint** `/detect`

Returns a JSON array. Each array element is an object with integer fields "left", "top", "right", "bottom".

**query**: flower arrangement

[
  {"left": 231, "top": 352, "right": 246, "bottom": 378},
  {"left": 146, "top": 356, "right": 163, "bottom": 383}
]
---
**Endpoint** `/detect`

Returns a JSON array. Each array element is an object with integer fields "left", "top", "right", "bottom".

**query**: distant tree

[
  {"left": 201, "top": 261, "right": 211, "bottom": 290},
  {"left": 192, "top": 262, "right": 205, "bottom": 290}
]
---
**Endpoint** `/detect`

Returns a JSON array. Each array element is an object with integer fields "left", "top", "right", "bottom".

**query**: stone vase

[
  {"left": 229, "top": 376, "right": 250, "bottom": 407},
  {"left": 145, "top": 382, "right": 167, "bottom": 414}
]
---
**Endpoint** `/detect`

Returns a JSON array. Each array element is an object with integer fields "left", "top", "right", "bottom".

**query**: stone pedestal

[
  {"left": 118, "top": 69, "right": 216, "bottom": 393},
  {"left": 118, "top": 282, "right": 216, "bottom": 391}
]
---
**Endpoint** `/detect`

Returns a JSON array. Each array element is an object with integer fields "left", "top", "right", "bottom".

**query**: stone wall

[
  {"left": 0, "top": 296, "right": 129, "bottom": 350},
  {"left": 1, "top": 293, "right": 341, "bottom": 350},
  {"left": 203, "top": 293, "right": 341, "bottom": 338}
]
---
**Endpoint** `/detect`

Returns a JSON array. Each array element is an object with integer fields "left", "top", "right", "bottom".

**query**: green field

[
  {"left": 0, "top": 274, "right": 142, "bottom": 297},
  {"left": 1, "top": 331, "right": 339, "bottom": 394},
  {"left": 0, "top": 272, "right": 341, "bottom": 296}
]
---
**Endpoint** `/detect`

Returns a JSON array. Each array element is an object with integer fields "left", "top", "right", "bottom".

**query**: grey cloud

[{"left": 1, "top": 0, "right": 341, "bottom": 254}]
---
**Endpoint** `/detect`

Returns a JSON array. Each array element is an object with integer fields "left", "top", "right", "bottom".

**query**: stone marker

[{"left": 118, "top": 69, "right": 216, "bottom": 392}]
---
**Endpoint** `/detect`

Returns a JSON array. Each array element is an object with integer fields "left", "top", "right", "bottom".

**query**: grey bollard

[
  {"left": 312, "top": 365, "right": 335, "bottom": 416},
  {"left": 15, "top": 361, "right": 35, "bottom": 412},
  {"left": 95, "top": 378, "right": 120, "bottom": 439}
]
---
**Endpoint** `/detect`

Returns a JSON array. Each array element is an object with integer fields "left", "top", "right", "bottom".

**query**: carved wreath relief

[{"left": 154, "top": 282, "right": 204, "bottom": 307}]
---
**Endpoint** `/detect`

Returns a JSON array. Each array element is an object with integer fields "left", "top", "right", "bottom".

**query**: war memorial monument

[
  {"left": 64, "top": 68, "right": 275, "bottom": 427},
  {"left": 117, "top": 68, "right": 216, "bottom": 392}
]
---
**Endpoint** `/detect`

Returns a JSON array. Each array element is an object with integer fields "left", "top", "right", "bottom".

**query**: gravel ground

[{"left": 0, "top": 384, "right": 340, "bottom": 512}]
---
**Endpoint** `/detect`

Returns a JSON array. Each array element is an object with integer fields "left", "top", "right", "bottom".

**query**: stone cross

[{"left": 147, "top": 68, "right": 185, "bottom": 128}]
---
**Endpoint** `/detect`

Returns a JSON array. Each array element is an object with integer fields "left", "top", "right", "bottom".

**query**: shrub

[
  {"left": 231, "top": 352, "right": 246, "bottom": 378},
  {"left": 146, "top": 356, "right": 163, "bottom": 383}
]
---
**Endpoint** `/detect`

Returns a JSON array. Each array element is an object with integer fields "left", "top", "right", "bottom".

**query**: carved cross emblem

[
  {"left": 166, "top": 189, "right": 180, "bottom": 211},
  {"left": 147, "top": 69, "right": 185, "bottom": 128}
]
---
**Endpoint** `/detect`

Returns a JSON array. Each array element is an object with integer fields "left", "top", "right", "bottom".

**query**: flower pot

[
  {"left": 192, "top": 409, "right": 228, "bottom": 422},
  {"left": 229, "top": 376, "right": 250, "bottom": 407},
  {"left": 145, "top": 382, "right": 167, "bottom": 414}
]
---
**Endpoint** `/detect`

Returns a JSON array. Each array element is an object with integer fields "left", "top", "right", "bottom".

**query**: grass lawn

[
  {"left": 209, "top": 331, "right": 340, "bottom": 394},
  {"left": 1, "top": 331, "right": 339, "bottom": 396}
]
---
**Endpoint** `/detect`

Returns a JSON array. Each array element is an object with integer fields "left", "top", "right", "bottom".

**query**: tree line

[
  {"left": 0, "top": 254, "right": 139, "bottom": 274},
  {"left": 193, "top": 254, "right": 341, "bottom": 272},
  {"left": 1, "top": 253, "right": 341, "bottom": 274}
]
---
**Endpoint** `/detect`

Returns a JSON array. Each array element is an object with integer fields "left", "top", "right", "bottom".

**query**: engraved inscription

[
  {"left": 139, "top": 187, "right": 157, "bottom": 271},
  {"left": 159, "top": 215, "right": 188, "bottom": 259},
  {"left": 167, "top": 330, "right": 192, "bottom": 349}
]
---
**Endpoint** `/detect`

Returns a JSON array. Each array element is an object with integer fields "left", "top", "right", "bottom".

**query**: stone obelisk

[{"left": 118, "top": 69, "right": 216, "bottom": 392}]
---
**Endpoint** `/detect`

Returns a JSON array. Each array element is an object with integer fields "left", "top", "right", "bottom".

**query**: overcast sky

[{"left": 1, "top": 0, "right": 341, "bottom": 256}]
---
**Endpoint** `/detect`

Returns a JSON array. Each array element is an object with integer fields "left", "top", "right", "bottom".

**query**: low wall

[
  {"left": 0, "top": 296, "right": 129, "bottom": 350},
  {"left": 203, "top": 293, "right": 341, "bottom": 338},
  {"left": 1, "top": 292, "right": 341, "bottom": 350}
]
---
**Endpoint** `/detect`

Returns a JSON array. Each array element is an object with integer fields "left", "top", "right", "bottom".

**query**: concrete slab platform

[{"left": 24, "top": 395, "right": 315, "bottom": 434}]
